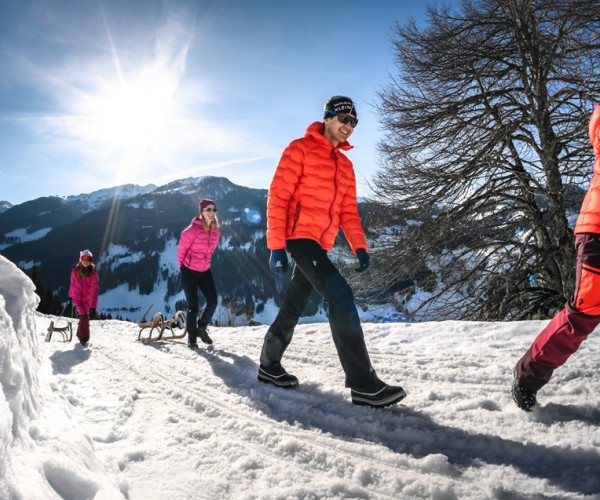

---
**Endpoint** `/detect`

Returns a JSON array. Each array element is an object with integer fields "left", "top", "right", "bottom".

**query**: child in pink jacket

[
  {"left": 177, "top": 199, "right": 221, "bottom": 348},
  {"left": 69, "top": 249, "right": 99, "bottom": 346}
]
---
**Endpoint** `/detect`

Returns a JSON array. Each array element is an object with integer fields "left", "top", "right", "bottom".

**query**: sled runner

[
  {"left": 45, "top": 319, "right": 73, "bottom": 342},
  {"left": 137, "top": 304, "right": 187, "bottom": 343},
  {"left": 161, "top": 310, "right": 187, "bottom": 340}
]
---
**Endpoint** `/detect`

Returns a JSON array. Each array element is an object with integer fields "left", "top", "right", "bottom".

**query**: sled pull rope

[{"left": 140, "top": 303, "right": 154, "bottom": 323}]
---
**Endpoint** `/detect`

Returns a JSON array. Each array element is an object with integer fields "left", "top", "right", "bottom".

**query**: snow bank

[{"left": 0, "top": 256, "right": 123, "bottom": 499}]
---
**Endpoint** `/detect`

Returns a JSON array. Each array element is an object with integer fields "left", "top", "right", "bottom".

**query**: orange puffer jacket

[
  {"left": 575, "top": 103, "right": 600, "bottom": 234},
  {"left": 266, "top": 121, "right": 368, "bottom": 253}
]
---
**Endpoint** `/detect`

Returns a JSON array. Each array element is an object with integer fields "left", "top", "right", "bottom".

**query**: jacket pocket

[
  {"left": 574, "top": 263, "right": 600, "bottom": 315},
  {"left": 291, "top": 203, "right": 302, "bottom": 234}
]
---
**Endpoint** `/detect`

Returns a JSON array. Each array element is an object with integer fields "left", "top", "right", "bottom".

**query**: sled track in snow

[
  {"left": 125, "top": 339, "right": 600, "bottom": 497},
  {"left": 88, "top": 338, "right": 458, "bottom": 498}
]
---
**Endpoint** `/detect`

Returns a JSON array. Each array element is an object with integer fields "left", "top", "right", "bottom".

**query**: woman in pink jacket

[
  {"left": 69, "top": 249, "right": 99, "bottom": 346},
  {"left": 177, "top": 199, "right": 221, "bottom": 348}
]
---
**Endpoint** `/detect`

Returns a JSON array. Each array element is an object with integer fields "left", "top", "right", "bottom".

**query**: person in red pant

[
  {"left": 513, "top": 102, "right": 600, "bottom": 411},
  {"left": 69, "top": 249, "right": 99, "bottom": 346}
]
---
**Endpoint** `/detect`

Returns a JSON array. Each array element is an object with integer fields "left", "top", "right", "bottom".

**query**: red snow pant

[
  {"left": 77, "top": 314, "right": 90, "bottom": 343},
  {"left": 516, "top": 233, "right": 600, "bottom": 391}
]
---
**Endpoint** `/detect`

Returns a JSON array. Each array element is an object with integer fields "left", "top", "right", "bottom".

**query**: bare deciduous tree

[{"left": 365, "top": 0, "right": 600, "bottom": 320}]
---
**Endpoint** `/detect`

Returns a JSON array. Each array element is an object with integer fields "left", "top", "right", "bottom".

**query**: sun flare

[{"left": 81, "top": 70, "right": 178, "bottom": 170}]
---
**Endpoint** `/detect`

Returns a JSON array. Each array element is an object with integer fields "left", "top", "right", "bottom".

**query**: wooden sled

[
  {"left": 45, "top": 320, "right": 73, "bottom": 342},
  {"left": 137, "top": 304, "right": 187, "bottom": 343}
]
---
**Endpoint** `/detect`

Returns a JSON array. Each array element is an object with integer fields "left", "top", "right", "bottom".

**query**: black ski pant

[
  {"left": 260, "top": 239, "right": 381, "bottom": 392},
  {"left": 181, "top": 266, "right": 218, "bottom": 343}
]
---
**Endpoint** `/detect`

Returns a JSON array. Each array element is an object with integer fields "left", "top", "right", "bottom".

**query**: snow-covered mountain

[
  {"left": 64, "top": 183, "right": 158, "bottom": 212},
  {"left": 0, "top": 200, "right": 12, "bottom": 213}
]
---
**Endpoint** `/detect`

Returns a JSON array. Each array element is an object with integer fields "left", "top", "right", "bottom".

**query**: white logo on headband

[{"left": 331, "top": 101, "right": 354, "bottom": 113}]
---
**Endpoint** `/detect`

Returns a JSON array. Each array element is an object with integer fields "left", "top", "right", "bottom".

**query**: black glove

[
  {"left": 354, "top": 248, "right": 370, "bottom": 272},
  {"left": 269, "top": 249, "right": 288, "bottom": 276},
  {"left": 89, "top": 308, "right": 97, "bottom": 319}
]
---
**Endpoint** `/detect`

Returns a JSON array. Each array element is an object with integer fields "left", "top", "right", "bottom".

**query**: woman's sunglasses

[{"left": 203, "top": 207, "right": 217, "bottom": 213}]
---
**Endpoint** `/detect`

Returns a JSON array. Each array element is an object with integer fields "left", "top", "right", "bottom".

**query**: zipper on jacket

[
  {"left": 291, "top": 202, "right": 302, "bottom": 233},
  {"left": 320, "top": 148, "right": 339, "bottom": 242}
]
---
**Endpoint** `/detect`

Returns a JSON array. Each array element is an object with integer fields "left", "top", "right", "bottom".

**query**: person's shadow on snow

[
  {"left": 49, "top": 344, "right": 91, "bottom": 374},
  {"left": 191, "top": 345, "right": 258, "bottom": 389},
  {"left": 532, "top": 402, "right": 600, "bottom": 426},
  {"left": 190, "top": 345, "right": 600, "bottom": 498}
]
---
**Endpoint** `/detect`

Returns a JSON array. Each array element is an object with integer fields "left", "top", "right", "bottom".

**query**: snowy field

[{"left": 2, "top": 255, "right": 600, "bottom": 499}]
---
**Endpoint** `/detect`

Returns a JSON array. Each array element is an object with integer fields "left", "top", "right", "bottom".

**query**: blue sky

[{"left": 0, "top": 0, "right": 439, "bottom": 205}]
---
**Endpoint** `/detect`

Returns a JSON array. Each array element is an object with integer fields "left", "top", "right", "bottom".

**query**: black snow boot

[
  {"left": 257, "top": 363, "right": 299, "bottom": 388},
  {"left": 351, "top": 384, "right": 407, "bottom": 408},
  {"left": 197, "top": 325, "right": 213, "bottom": 345},
  {"left": 187, "top": 328, "right": 198, "bottom": 349},
  {"left": 512, "top": 374, "right": 537, "bottom": 412}
]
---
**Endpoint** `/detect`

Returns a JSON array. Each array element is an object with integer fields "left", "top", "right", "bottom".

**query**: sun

[
  {"left": 89, "top": 77, "right": 174, "bottom": 149},
  {"left": 80, "top": 70, "right": 178, "bottom": 170}
]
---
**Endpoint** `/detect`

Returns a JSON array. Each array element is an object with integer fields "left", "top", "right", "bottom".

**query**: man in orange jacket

[
  {"left": 258, "top": 95, "right": 406, "bottom": 408},
  {"left": 513, "top": 102, "right": 600, "bottom": 411}
]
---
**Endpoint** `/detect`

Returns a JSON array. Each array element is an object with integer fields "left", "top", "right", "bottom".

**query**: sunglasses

[
  {"left": 329, "top": 112, "right": 358, "bottom": 128},
  {"left": 203, "top": 207, "right": 217, "bottom": 213},
  {"left": 81, "top": 256, "right": 93, "bottom": 263}
]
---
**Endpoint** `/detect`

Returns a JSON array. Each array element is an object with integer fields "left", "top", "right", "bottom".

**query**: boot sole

[
  {"left": 511, "top": 386, "right": 535, "bottom": 412},
  {"left": 511, "top": 372, "right": 536, "bottom": 412}
]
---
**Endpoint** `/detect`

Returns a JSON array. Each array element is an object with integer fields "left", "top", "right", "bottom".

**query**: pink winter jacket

[
  {"left": 177, "top": 218, "right": 221, "bottom": 272},
  {"left": 69, "top": 266, "right": 99, "bottom": 316}
]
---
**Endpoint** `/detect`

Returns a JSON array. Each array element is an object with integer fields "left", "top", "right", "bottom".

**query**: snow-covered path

[{"left": 37, "top": 316, "right": 600, "bottom": 499}]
